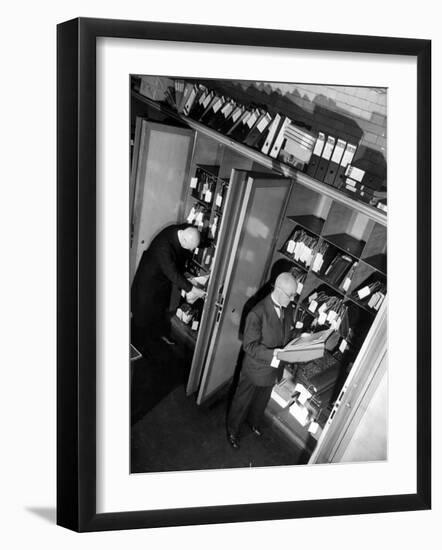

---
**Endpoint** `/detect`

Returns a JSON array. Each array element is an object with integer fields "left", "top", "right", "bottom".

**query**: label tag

[
  {"left": 270, "top": 355, "right": 280, "bottom": 368},
  {"left": 318, "top": 311, "right": 327, "bottom": 325},
  {"left": 176, "top": 308, "right": 183, "bottom": 320},
  {"left": 295, "top": 321, "right": 304, "bottom": 329},
  {"left": 313, "top": 132, "right": 325, "bottom": 156},
  {"left": 296, "top": 282, "right": 303, "bottom": 295},
  {"left": 215, "top": 193, "right": 223, "bottom": 207},
  {"left": 342, "top": 277, "right": 351, "bottom": 292},
  {"left": 190, "top": 177, "right": 198, "bottom": 189},
  {"left": 191, "top": 320, "right": 199, "bottom": 331},
  {"left": 358, "top": 286, "right": 371, "bottom": 299},
  {"left": 339, "top": 339, "right": 348, "bottom": 353},
  {"left": 287, "top": 240, "right": 295, "bottom": 254},
  {"left": 309, "top": 300, "right": 318, "bottom": 313},
  {"left": 205, "top": 191, "right": 212, "bottom": 203}
]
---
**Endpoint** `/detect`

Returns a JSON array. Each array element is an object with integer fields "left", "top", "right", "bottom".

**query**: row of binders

[
  {"left": 167, "top": 80, "right": 316, "bottom": 169},
  {"left": 306, "top": 133, "right": 387, "bottom": 212},
  {"left": 157, "top": 78, "right": 387, "bottom": 213}
]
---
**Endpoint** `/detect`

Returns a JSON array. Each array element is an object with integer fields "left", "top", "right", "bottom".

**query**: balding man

[
  {"left": 226, "top": 272, "right": 299, "bottom": 449},
  {"left": 131, "top": 223, "right": 205, "bottom": 350}
]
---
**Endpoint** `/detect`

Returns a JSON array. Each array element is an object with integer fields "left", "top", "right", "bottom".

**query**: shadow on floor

[{"left": 131, "top": 339, "right": 306, "bottom": 473}]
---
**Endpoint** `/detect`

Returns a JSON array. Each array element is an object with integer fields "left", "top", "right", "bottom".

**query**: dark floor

[{"left": 130, "top": 338, "right": 306, "bottom": 473}]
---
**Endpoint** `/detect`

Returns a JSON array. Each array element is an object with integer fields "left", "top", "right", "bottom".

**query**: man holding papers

[{"left": 226, "top": 272, "right": 300, "bottom": 449}]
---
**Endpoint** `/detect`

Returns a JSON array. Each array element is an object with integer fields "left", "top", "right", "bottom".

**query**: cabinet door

[
  {"left": 130, "top": 119, "right": 195, "bottom": 281},
  {"left": 189, "top": 171, "right": 291, "bottom": 405}
]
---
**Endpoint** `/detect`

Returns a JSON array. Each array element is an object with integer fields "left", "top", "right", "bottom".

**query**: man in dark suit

[
  {"left": 226, "top": 272, "right": 299, "bottom": 449},
  {"left": 131, "top": 223, "right": 205, "bottom": 351}
]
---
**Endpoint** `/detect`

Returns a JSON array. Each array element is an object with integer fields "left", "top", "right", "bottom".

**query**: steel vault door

[{"left": 186, "top": 171, "right": 291, "bottom": 405}]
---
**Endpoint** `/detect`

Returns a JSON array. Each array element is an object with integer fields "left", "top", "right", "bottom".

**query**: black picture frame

[{"left": 57, "top": 17, "right": 431, "bottom": 532}]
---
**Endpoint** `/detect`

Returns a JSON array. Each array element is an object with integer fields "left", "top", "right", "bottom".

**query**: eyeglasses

[{"left": 275, "top": 285, "right": 296, "bottom": 301}]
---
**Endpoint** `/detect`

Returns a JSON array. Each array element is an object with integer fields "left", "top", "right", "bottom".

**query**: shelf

[
  {"left": 362, "top": 253, "right": 387, "bottom": 275},
  {"left": 190, "top": 194, "right": 213, "bottom": 208},
  {"left": 131, "top": 90, "right": 387, "bottom": 227},
  {"left": 288, "top": 215, "right": 325, "bottom": 236},
  {"left": 323, "top": 233, "right": 366, "bottom": 259},
  {"left": 277, "top": 250, "right": 309, "bottom": 272}
]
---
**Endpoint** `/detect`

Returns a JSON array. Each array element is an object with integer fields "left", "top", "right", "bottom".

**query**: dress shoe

[
  {"left": 250, "top": 425, "right": 262, "bottom": 437},
  {"left": 161, "top": 335, "right": 176, "bottom": 345},
  {"left": 227, "top": 433, "right": 240, "bottom": 449}
]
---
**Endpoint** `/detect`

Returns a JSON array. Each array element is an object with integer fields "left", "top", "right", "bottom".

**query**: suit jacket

[
  {"left": 242, "top": 294, "right": 295, "bottom": 386},
  {"left": 131, "top": 224, "right": 193, "bottom": 326}
]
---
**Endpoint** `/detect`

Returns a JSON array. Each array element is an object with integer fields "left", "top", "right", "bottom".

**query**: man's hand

[{"left": 186, "top": 286, "right": 206, "bottom": 304}]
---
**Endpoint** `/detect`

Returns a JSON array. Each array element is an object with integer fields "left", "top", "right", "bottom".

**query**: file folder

[
  {"left": 306, "top": 132, "right": 325, "bottom": 178},
  {"left": 333, "top": 143, "right": 357, "bottom": 188},
  {"left": 324, "top": 138, "right": 346, "bottom": 186},
  {"left": 315, "top": 135, "right": 336, "bottom": 182}
]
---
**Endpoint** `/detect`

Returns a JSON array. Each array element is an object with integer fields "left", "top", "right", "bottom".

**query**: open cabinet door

[
  {"left": 130, "top": 118, "right": 195, "bottom": 282},
  {"left": 186, "top": 170, "right": 292, "bottom": 405}
]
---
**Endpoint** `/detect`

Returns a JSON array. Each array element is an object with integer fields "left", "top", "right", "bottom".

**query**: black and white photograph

[{"left": 129, "top": 75, "right": 388, "bottom": 474}]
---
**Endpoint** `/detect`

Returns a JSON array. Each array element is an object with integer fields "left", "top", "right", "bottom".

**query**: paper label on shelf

[
  {"left": 190, "top": 177, "right": 198, "bottom": 189},
  {"left": 342, "top": 277, "right": 351, "bottom": 292},
  {"left": 318, "top": 311, "right": 327, "bottom": 325},
  {"left": 331, "top": 139, "right": 346, "bottom": 164},
  {"left": 191, "top": 320, "right": 199, "bottom": 331},
  {"left": 195, "top": 212, "right": 204, "bottom": 225},
  {"left": 176, "top": 308, "right": 183, "bottom": 320},
  {"left": 346, "top": 165, "right": 365, "bottom": 182},
  {"left": 345, "top": 177, "right": 357, "bottom": 187},
  {"left": 205, "top": 254, "right": 211, "bottom": 265},
  {"left": 318, "top": 303, "right": 328, "bottom": 314},
  {"left": 295, "top": 321, "right": 304, "bottom": 329},
  {"left": 309, "top": 300, "right": 318, "bottom": 313},
  {"left": 287, "top": 240, "right": 296, "bottom": 254},
  {"left": 296, "top": 282, "right": 303, "bottom": 295},
  {"left": 309, "top": 292, "right": 318, "bottom": 302},
  {"left": 358, "top": 286, "right": 371, "bottom": 299},
  {"left": 270, "top": 355, "right": 280, "bottom": 368},
  {"left": 368, "top": 293, "right": 378, "bottom": 308},
  {"left": 231, "top": 107, "right": 243, "bottom": 123},
  {"left": 202, "top": 92, "right": 213, "bottom": 108},
  {"left": 215, "top": 194, "right": 223, "bottom": 207},
  {"left": 340, "top": 143, "right": 357, "bottom": 166},
  {"left": 204, "top": 191, "right": 212, "bottom": 203},
  {"left": 339, "top": 339, "right": 348, "bottom": 353},
  {"left": 313, "top": 132, "right": 326, "bottom": 156}
]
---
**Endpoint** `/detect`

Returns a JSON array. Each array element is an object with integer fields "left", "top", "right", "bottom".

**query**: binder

[
  {"left": 269, "top": 116, "right": 291, "bottom": 159},
  {"left": 261, "top": 113, "right": 282, "bottom": 155},
  {"left": 226, "top": 109, "right": 252, "bottom": 140},
  {"left": 324, "top": 138, "right": 347, "bottom": 186},
  {"left": 243, "top": 112, "right": 272, "bottom": 148},
  {"left": 207, "top": 99, "right": 235, "bottom": 130},
  {"left": 333, "top": 143, "right": 357, "bottom": 188},
  {"left": 199, "top": 94, "right": 224, "bottom": 124},
  {"left": 315, "top": 135, "right": 336, "bottom": 182},
  {"left": 306, "top": 132, "right": 326, "bottom": 178},
  {"left": 217, "top": 105, "right": 243, "bottom": 134},
  {"left": 190, "top": 90, "right": 214, "bottom": 120}
]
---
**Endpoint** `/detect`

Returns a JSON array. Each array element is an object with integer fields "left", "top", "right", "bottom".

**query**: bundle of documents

[
  {"left": 284, "top": 228, "right": 318, "bottom": 268},
  {"left": 277, "top": 327, "right": 335, "bottom": 363}
]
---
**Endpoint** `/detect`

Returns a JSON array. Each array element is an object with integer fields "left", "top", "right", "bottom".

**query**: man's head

[
  {"left": 179, "top": 226, "right": 201, "bottom": 251},
  {"left": 273, "top": 272, "right": 298, "bottom": 308}
]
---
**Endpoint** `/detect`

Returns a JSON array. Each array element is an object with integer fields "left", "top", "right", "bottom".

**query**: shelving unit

[{"left": 130, "top": 82, "right": 388, "bottom": 453}]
